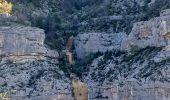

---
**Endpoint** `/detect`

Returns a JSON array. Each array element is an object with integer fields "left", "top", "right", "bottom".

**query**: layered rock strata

[
  {"left": 0, "top": 26, "right": 72, "bottom": 100},
  {"left": 0, "top": 27, "right": 58, "bottom": 63}
]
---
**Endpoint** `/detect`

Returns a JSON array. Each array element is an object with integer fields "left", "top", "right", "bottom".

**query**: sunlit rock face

[
  {"left": 0, "top": 27, "right": 58, "bottom": 63},
  {"left": 0, "top": 26, "right": 72, "bottom": 100},
  {"left": 121, "top": 9, "right": 170, "bottom": 51},
  {"left": 74, "top": 32, "right": 127, "bottom": 59}
]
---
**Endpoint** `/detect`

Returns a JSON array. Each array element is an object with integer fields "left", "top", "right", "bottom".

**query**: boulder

[{"left": 74, "top": 32, "right": 127, "bottom": 59}]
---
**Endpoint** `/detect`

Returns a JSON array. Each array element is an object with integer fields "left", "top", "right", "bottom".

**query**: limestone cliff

[
  {"left": 1, "top": 0, "right": 170, "bottom": 100},
  {"left": 74, "top": 32, "right": 127, "bottom": 59},
  {"left": 0, "top": 26, "right": 72, "bottom": 100},
  {"left": 0, "top": 26, "right": 58, "bottom": 63},
  {"left": 80, "top": 9, "right": 170, "bottom": 100},
  {"left": 121, "top": 9, "right": 170, "bottom": 50}
]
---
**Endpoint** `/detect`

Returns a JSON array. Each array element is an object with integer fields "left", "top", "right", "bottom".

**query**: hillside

[{"left": 0, "top": 0, "right": 170, "bottom": 100}]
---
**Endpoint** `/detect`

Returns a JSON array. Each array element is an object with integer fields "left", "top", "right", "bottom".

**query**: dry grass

[{"left": 0, "top": 0, "right": 12, "bottom": 14}]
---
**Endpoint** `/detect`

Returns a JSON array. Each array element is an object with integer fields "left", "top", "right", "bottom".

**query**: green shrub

[{"left": 129, "top": 44, "right": 139, "bottom": 54}]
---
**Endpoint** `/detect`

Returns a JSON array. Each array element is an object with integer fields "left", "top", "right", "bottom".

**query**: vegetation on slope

[
  {"left": 88, "top": 47, "right": 170, "bottom": 83},
  {"left": 2, "top": 0, "right": 170, "bottom": 79},
  {"left": 5, "top": 0, "right": 170, "bottom": 50}
]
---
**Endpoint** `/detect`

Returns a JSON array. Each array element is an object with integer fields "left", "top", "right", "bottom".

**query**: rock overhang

[
  {"left": 0, "top": 26, "right": 58, "bottom": 63},
  {"left": 74, "top": 32, "right": 127, "bottom": 59}
]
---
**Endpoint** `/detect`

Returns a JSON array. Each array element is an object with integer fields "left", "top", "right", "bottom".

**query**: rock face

[
  {"left": 0, "top": 26, "right": 72, "bottom": 100},
  {"left": 84, "top": 47, "right": 170, "bottom": 100},
  {"left": 2, "top": 1, "right": 170, "bottom": 100},
  {"left": 160, "top": 9, "right": 170, "bottom": 16},
  {"left": 88, "top": 81, "right": 170, "bottom": 100},
  {"left": 82, "top": 12, "right": 170, "bottom": 99},
  {"left": 74, "top": 9, "right": 170, "bottom": 100},
  {"left": 0, "top": 27, "right": 58, "bottom": 63},
  {"left": 74, "top": 32, "right": 127, "bottom": 59},
  {"left": 0, "top": 60, "right": 73, "bottom": 100},
  {"left": 121, "top": 9, "right": 170, "bottom": 50},
  {"left": 122, "top": 10, "right": 170, "bottom": 49}
]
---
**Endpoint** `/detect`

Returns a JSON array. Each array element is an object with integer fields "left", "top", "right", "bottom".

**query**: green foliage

[
  {"left": 90, "top": 47, "right": 165, "bottom": 82},
  {"left": 136, "top": 58, "right": 170, "bottom": 82},
  {"left": 129, "top": 44, "right": 139, "bottom": 54},
  {"left": 124, "top": 47, "right": 162, "bottom": 66}
]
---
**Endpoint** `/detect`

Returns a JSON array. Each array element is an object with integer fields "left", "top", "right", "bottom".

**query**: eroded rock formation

[
  {"left": 121, "top": 9, "right": 170, "bottom": 51},
  {"left": 83, "top": 10, "right": 170, "bottom": 100},
  {"left": 0, "top": 27, "right": 58, "bottom": 63},
  {"left": 0, "top": 26, "right": 72, "bottom": 100},
  {"left": 74, "top": 32, "right": 127, "bottom": 59}
]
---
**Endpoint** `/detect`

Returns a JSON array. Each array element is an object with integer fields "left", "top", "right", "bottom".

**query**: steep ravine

[{"left": 1, "top": 0, "right": 170, "bottom": 100}]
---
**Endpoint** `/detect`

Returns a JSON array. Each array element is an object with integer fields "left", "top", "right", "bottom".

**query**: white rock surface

[
  {"left": 0, "top": 26, "right": 72, "bottom": 100},
  {"left": 121, "top": 9, "right": 170, "bottom": 50},
  {"left": 88, "top": 80, "right": 170, "bottom": 100},
  {"left": 74, "top": 32, "right": 127, "bottom": 59},
  {"left": 0, "top": 60, "right": 72, "bottom": 100},
  {"left": 161, "top": 9, "right": 170, "bottom": 16},
  {"left": 0, "top": 27, "right": 58, "bottom": 63},
  {"left": 0, "top": 77, "right": 5, "bottom": 86}
]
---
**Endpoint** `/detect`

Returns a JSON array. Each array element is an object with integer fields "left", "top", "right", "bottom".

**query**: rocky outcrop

[
  {"left": 84, "top": 46, "right": 170, "bottom": 100},
  {"left": 75, "top": 9, "right": 170, "bottom": 100},
  {"left": 0, "top": 60, "right": 73, "bottom": 100},
  {"left": 121, "top": 9, "right": 170, "bottom": 51},
  {"left": 74, "top": 32, "right": 127, "bottom": 59},
  {"left": 0, "top": 27, "right": 58, "bottom": 63},
  {"left": 88, "top": 80, "right": 170, "bottom": 100},
  {"left": 0, "top": 26, "right": 72, "bottom": 100},
  {"left": 2, "top": 0, "right": 170, "bottom": 100},
  {"left": 160, "top": 9, "right": 170, "bottom": 16}
]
